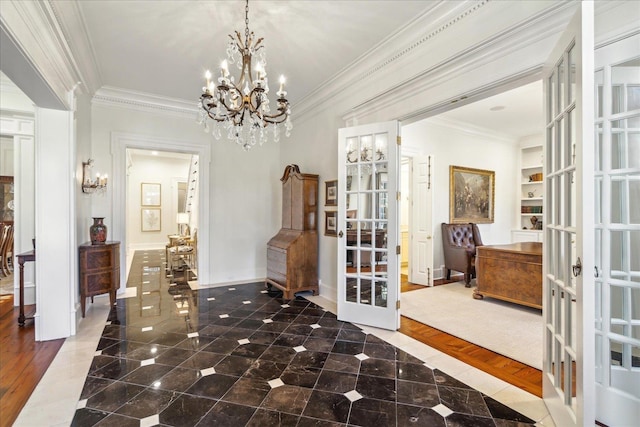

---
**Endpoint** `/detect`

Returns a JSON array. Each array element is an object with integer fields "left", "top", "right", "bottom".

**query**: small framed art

[
  {"left": 325, "top": 180, "right": 337, "bottom": 206},
  {"left": 141, "top": 208, "right": 161, "bottom": 232},
  {"left": 325, "top": 211, "right": 337, "bottom": 236}
]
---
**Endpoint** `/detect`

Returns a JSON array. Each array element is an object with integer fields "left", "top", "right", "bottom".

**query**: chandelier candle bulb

[{"left": 279, "top": 75, "right": 285, "bottom": 92}]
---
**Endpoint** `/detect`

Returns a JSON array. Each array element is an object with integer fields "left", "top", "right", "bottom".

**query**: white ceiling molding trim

[
  {"left": 92, "top": 86, "right": 198, "bottom": 119},
  {"left": 348, "top": 65, "right": 542, "bottom": 126},
  {"left": 594, "top": 1, "right": 640, "bottom": 48},
  {"left": 0, "top": 0, "right": 83, "bottom": 109},
  {"left": 295, "top": 1, "right": 574, "bottom": 124},
  {"left": 47, "top": 0, "right": 102, "bottom": 95},
  {"left": 294, "top": 1, "right": 487, "bottom": 119},
  {"left": 339, "top": 7, "right": 572, "bottom": 123}
]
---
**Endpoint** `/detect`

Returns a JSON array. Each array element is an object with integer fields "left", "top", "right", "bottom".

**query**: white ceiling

[
  {"left": 2, "top": 1, "right": 543, "bottom": 141},
  {"left": 76, "top": 0, "right": 438, "bottom": 104},
  {"left": 433, "top": 80, "right": 543, "bottom": 140}
]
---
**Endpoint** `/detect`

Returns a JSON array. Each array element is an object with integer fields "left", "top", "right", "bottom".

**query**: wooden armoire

[{"left": 266, "top": 164, "right": 319, "bottom": 299}]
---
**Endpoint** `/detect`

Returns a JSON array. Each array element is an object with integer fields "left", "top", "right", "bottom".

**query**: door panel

[
  {"left": 338, "top": 121, "right": 399, "bottom": 330},
  {"left": 542, "top": 3, "right": 595, "bottom": 426},
  {"left": 594, "top": 33, "right": 640, "bottom": 426},
  {"left": 411, "top": 155, "right": 433, "bottom": 286}
]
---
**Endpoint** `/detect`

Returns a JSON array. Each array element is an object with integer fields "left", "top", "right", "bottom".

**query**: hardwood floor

[
  {"left": 400, "top": 275, "right": 543, "bottom": 397},
  {"left": 0, "top": 294, "right": 64, "bottom": 427}
]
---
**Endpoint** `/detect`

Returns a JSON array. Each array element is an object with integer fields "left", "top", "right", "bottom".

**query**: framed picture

[
  {"left": 449, "top": 165, "right": 495, "bottom": 224},
  {"left": 325, "top": 180, "right": 337, "bottom": 206},
  {"left": 141, "top": 208, "right": 161, "bottom": 232},
  {"left": 141, "top": 182, "right": 161, "bottom": 206},
  {"left": 325, "top": 211, "right": 337, "bottom": 236}
]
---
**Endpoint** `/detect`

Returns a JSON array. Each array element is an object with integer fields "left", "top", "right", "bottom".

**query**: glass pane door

[
  {"left": 542, "top": 3, "right": 595, "bottom": 426},
  {"left": 338, "top": 121, "right": 399, "bottom": 330},
  {"left": 594, "top": 33, "right": 640, "bottom": 426}
]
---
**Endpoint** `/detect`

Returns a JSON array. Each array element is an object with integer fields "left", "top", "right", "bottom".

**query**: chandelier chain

[{"left": 245, "top": 0, "right": 250, "bottom": 45}]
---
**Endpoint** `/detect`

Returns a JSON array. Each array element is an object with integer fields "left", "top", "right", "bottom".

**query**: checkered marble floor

[{"left": 72, "top": 250, "right": 535, "bottom": 426}]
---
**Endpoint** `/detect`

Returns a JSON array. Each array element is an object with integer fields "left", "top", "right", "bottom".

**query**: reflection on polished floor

[{"left": 71, "top": 250, "right": 536, "bottom": 426}]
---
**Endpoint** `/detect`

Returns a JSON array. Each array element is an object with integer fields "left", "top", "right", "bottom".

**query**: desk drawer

[{"left": 267, "top": 247, "right": 287, "bottom": 264}]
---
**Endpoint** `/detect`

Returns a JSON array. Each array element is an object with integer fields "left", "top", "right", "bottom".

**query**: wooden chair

[
  {"left": 167, "top": 229, "right": 197, "bottom": 272},
  {"left": 0, "top": 224, "right": 14, "bottom": 277}
]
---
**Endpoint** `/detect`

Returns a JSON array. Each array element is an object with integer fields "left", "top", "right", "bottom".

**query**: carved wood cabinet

[
  {"left": 266, "top": 165, "right": 318, "bottom": 299},
  {"left": 79, "top": 241, "right": 120, "bottom": 317}
]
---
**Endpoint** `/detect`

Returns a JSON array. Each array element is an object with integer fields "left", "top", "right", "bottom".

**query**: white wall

[
  {"left": 127, "top": 153, "right": 190, "bottom": 249},
  {"left": 403, "top": 119, "right": 519, "bottom": 277}
]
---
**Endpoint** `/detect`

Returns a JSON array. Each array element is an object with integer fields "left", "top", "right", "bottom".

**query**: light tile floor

[{"left": 14, "top": 250, "right": 553, "bottom": 426}]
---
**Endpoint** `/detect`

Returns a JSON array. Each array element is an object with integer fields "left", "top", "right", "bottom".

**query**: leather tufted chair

[{"left": 441, "top": 223, "right": 483, "bottom": 287}]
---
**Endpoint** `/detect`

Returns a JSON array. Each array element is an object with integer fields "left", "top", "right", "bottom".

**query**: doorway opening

[
  {"left": 398, "top": 80, "right": 544, "bottom": 394},
  {"left": 125, "top": 148, "right": 199, "bottom": 280}
]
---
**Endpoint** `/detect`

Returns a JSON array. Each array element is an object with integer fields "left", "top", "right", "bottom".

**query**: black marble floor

[{"left": 72, "top": 250, "right": 536, "bottom": 426}]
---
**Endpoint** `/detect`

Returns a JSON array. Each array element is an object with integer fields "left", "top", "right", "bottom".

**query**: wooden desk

[
  {"left": 474, "top": 242, "right": 542, "bottom": 309},
  {"left": 16, "top": 250, "right": 35, "bottom": 327}
]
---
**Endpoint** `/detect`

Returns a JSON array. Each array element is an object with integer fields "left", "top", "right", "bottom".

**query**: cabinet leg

[{"left": 81, "top": 297, "right": 86, "bottom": 318}]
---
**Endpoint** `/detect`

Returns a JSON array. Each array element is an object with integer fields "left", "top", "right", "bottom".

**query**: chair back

[{"left": 442, "top": 223, "right": 482, "bottom": 249}]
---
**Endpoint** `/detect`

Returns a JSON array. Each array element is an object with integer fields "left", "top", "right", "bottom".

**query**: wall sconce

[{"left": 82, "top": 159, "right": 107, "bottom": 194}]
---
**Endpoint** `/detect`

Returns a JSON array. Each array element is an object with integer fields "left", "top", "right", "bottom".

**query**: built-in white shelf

[
  {"left": 521, "top": 197, "right": 543, "bottom": 201},
  {"left": 522, "top": 164, "right": 543, "bottom": 170}
]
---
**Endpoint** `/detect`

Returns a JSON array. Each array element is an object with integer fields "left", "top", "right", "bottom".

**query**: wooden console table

[
  {"left": 16, "top": 250, "right": 35, "bottom": 327},
  {"left": 474, "top": 242, "right": 542, "bottom": 309},
  {"left": 79, "top": 241, "right": 120, "bottom": 317}
]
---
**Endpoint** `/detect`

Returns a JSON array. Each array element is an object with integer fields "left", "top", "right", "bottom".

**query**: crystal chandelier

[{"left": 197, "top": 0, "right": 292, "bottom": 151}]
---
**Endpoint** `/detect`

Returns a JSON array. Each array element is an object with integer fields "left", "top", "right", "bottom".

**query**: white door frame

[{"left": 111, "top": 132, "right": 211, "bottom": 290}]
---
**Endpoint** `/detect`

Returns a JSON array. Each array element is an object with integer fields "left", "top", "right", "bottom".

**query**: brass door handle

[
  {"left": 572, "top": 257, "right": 582, "bottom": 277},
  {"left": 338, "top": 230, "right": 344, "bottom": 238}
]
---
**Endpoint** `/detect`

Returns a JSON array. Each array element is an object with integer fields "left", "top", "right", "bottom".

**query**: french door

[
  {"left": 542, "top": 3, "right": 595, "bottom": 426},
  {"left": 593, "top": 33, "right": 640, "bottom": 427},
  {"left": 337, "top": 121, "right": 400, "bottom": 330}
]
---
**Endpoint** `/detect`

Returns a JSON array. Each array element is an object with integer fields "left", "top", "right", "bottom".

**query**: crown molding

[
  {"left": 340, "top": 2, "right": 574, "bottom": 125},
  {"left": 92, "top": 86, "right": 198, "bottom": 119},
  {"left": 0, "top": 0, "right": 84, "bottom": 108},
  {"left": 295, "top": 1, "right": 575, "bottom": 126},
  {"left": 293, "top": 0, "right": 489, "bottom": 119},
  {"left": 47, "top": 0, "right": 102, "bottom": 95}
]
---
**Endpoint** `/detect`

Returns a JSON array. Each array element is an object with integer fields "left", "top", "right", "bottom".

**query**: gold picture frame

[
  {"left": 141, "top": 182, "right": 161, "bottom": 206},
  {"left": 449, "top": 165, "right": 495, "bottom": 224},
  {"left": 141, "top": 208, "right": 161, "bottom": 232}
]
